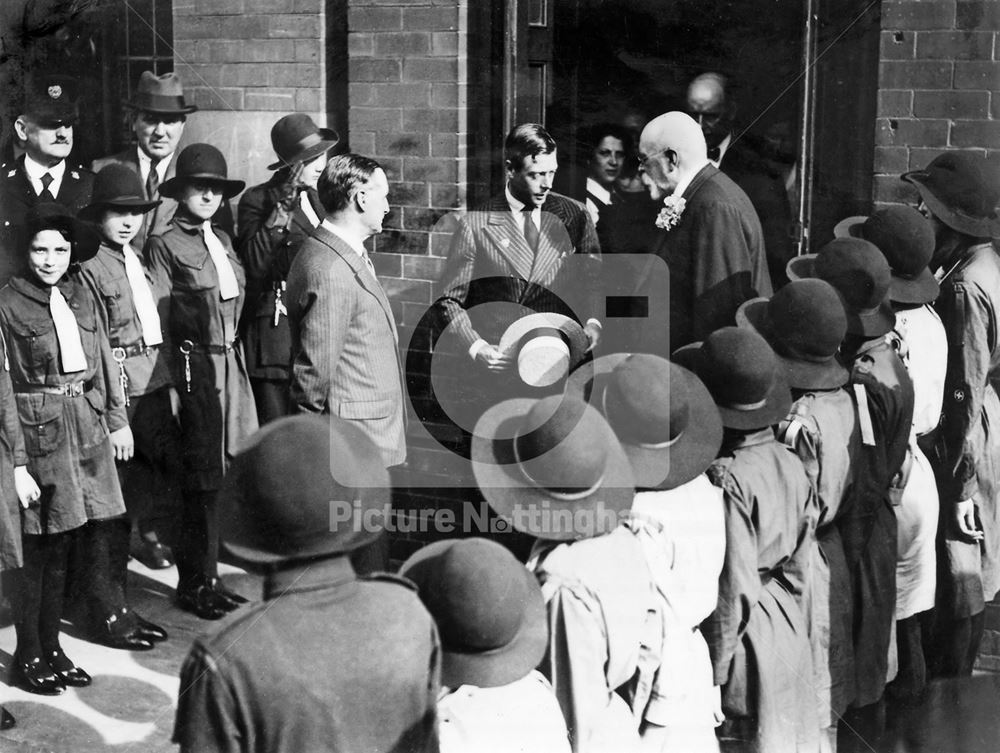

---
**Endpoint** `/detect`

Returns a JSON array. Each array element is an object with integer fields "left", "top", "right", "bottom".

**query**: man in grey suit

[{"left": 286, "top": 153, "right": 405, "bottom": 469}]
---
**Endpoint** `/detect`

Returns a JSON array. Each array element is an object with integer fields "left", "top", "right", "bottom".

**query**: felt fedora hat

[
  {"left": 24, "top": 203, "right": 100, "bottom": 264},
  {"left": 737, "top": 279, "right": 849, "bottom": 390},
  {"left": 787, "top": 237, "right": 895, "bottom": 338},
  {"left": 400, "top": 538, "right": 548, "bottom": 689},
  {"left": 834, "top": 207, "right": 938, "bottom": 305},
  {"left": 472, "top": 394, "right": 634, "bottom": 541},
  {"left": 902, "top": 151, "right": 1000, "bottom": 238},
  {"left": 124, "top": 71, "right": 198, "bottom": 115},
  {"left": 672, "top": 327, "right": 791, "bottom": 431},
  {"left": 499, "top": 313, "right": 590, "bottom": 389},
  {"left": 22, "top": 74, "right": 79, "bottom": 127},
  {"left": 220, "top": 414, "right": 389, "bottom": 568},
  {"left": 79, "top": 163, "right": 161, "bottom": 221},
  {"left": 267, "top": 113, "right": 340, "bottom": 171},
  {"left": 158, "top": 143, "right": 245, "bottom": 200},
  {"left": 566, "top": 353, "right": 722, "bottom": 490}
]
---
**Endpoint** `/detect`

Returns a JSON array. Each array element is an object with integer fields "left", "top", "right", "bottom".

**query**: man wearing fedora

[
  {"left": 174, "top": 415, "right": 441, "bottom": 753},
  {"left": 237, "top": 113, "right": 339, "bottom": 424},
  {"left": 737, "top": 279, "right": 861, "bottom": 747},
  {"left": 92, "top": 71, "right": 233, "bottom": 250},
  {"left": 638, "top": 112, "right": 771, "bottom": 351},
  {"left": 0, "top": 74, "right": 93, "bottom": 285},
  {"left": 471, "top": 394, "right": 667, "bottom": 753},
  {"left": 787, "top": 237, "right": 915, "bottom": 750},
  {"left": 400, "top": 537, "right": 570, "bottom": 753},
  {"left": 674, "top": 327, "right": 819, "bottom": 753},
  {"left": 903, "top": 152, "right": 1000, "bottom": 678}
]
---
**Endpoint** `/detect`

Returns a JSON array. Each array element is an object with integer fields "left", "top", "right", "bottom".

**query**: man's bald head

[
  {"left": 638, "top": 112, "right": 708, "bottom": 200},
  {"left": 686, "top": 72, "right": 733, "bottom": 149}
]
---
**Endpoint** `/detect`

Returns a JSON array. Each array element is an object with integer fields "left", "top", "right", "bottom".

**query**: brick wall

[{"left": 873, "top": 0, "right": 1000, "bottom": 206}]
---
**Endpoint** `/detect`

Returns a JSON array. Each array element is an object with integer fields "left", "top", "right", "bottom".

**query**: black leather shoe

[
  {"left": 130, "top": 610, "right": 168, "bottom": 642},
  {"left": 45, "top": 648, "right": 92, "bottom": 687},
  {"left": 176, "top": 583, "right": 228, "bottom": 620},
  {"left": 208, "top": 578, "right": 249, "bottom": 610},
  {"left": 1, "top": 706, "right": 14, "bottom": 730},
  {"left": 97, "top": 610, "right": 155, "bottom": 651},
  {"left": 12, "top": 656, "right": 65, "bottom": 695},
  {"left": 131, "top": 539, "right": 173, "bottom": 570}
]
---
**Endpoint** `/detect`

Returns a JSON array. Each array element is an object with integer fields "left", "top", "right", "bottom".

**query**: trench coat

[
  {"left": 932, "top": 241, "right": 1000, "bottom": 617},
  {"left": 0, "top": 330, "right": 26, "bottom": 568},
  {"left": 702, "top": 429, "right": 819, "bottom": 753},
  {"left": 145, "top": 213, "right": 258, "bottom": 492},
  {"left": 0, "top": 275, "right": 126, "bottom": 535}
]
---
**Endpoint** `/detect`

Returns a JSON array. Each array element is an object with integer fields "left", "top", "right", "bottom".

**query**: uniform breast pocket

[
  {"left": 99, "top": 280, "right": 129, "bottom": 329},
  {"left": 16, "top": 394, "right": 63, "bottom": 457},
  {"left": 174, "top": 252, "right": 214, "bottom": 292},
  {"left": 5, "top": 314, "right": 55, "bottom": 373}
]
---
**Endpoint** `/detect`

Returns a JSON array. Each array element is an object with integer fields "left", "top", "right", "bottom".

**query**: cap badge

[{"left": 48, "top": 85, "right": 63, "bottom": 100}]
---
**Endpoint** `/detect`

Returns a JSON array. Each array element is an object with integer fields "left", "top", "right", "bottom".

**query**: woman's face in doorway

[{"left": 589, "top": 136, "right": 625, "bottom": 187}]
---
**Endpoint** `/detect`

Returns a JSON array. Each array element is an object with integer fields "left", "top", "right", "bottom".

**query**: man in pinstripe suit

[{"left": 286, "top": 153, "right": 405, "bottom": 470}]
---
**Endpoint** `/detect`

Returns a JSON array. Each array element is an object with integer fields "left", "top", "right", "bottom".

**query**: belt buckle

[{"left": 63, "top": 382, "right": 83, "bottom": 398}]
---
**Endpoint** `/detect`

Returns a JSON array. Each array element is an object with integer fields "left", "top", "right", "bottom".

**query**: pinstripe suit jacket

[
  {"left": 436, "top": 192, "right": 601, "bottom": 352},
  {"left": 286, "top": 225, "right": 406, "bottom": 467}
]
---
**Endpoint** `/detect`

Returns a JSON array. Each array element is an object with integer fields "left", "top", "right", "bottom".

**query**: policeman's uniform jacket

[
  {"left": 173, "top": 556, "right": 441, "bottom": 753},
  {"left": 0, "top": 274, "right": 126, "bottom": 535},
  {"left": 145, "top": 213, "right": 258, "bottom": 492},
  {"left": 702, "top": 429, "right": 820, "bottom": 753},
  {"left": 932, "top": 240, "right": 1000, "bottom": 619},
  {"left": 0, "top": 156, "right": 93, "bottom": 283},
  {"left": 236, "top": 176, "right": 324, "bottom": 383}
]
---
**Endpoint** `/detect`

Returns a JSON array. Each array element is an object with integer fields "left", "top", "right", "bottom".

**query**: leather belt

[
  {"left": 111, "top": 340, "right": 159, "bottom": 360},
  {"left": 15, "top": 379, "right": 94, "bottom": 398},
  {"left": 178, "top": 338, "right": 239, "bottom": 356}
]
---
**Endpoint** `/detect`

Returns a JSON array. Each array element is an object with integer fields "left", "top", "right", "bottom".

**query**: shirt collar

[
  {"left": 23, "top": 154, "right": 65, "bottom": 184},
  {"left": 137, "top": 148, "right": 171, "bottom": 179},
  {"left": 321, "top": 219, "right": 368, "bottom": 258},
  {"left": 670, "top": 167, "right": 701, "bottom": 201},
  {"left": 505, "top": 183, "right": 541, "bottom": 216},
  {"left": 586, "top": 177, "right": 612, "bottom": 205},
  {"left": 10, "top": 273, "right": 72, "bottom": 306}
]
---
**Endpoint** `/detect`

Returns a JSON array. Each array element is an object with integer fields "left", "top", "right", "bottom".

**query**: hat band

[
  {"left": 856, "top": 303, "right": 881, "bottom": 317},
  {"left": 512, "top": 433, "right": 606, "bottom": 502},
  {"left": 280, "top": 132, "right": 325, "bottom": 162},
  {"left": 723, "top": 397, "right": 767, "bottom": 412},
  {"left": 133, "top": 93, "right": 190, "bottom": 111},
  {"left": 600, "top": 388, "right": 683, "bottom": 449}
]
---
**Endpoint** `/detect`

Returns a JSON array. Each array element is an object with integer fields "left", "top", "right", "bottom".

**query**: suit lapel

[
  {"left": 530, "top": 201, "right": 573, "bottom": 283},
  {"left": 55, "top": 165, "right": 85, "bottom": 207},
  {"left": 11, "top": 157, "right": 37, "bottom": 206},
  {"left": 481, "top": 195, "right": 534, "bottom": 280}
]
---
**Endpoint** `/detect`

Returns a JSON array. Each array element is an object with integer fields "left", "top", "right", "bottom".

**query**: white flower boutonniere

[{"left": 655, "top": 195, "right": 686, "bottom": 231}]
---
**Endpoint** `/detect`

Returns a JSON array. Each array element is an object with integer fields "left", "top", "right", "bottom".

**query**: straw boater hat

[
  {"left": 158, "top": 143, "right": 246, "bottom": 201},
  {"left": 498, "top": 313, "right": 590, "bottom": 389},
  {"left": 472, "top": 394, "right": 634, "bottom": 541},
  {"left": 786, "top": 237, "right": 895, "bottom": 338},
  {"left": 736, "top": 279, "right": 849, "bottom": 391},
  {"left": 124, "top": 71, "right": 198, "bottom": 115},
  {"left": 833, "top": 206, "right": 939, "bottom": 305},
  {"left": 566, "top": 353, "right": 722, "bottom": 490},
  {"left": 78, "top": 164, "right": 161, "bottom": 222},
  {"left": 400, "top": 538, "right": 548, "bottom": 689},
  {"left": 901, "top": 151, "right": 1000, "bottom": 238},
  {"left": 220, "top": 415, "right": 389, "bottom": 568},
  {"left": 24, "top": 203, "right": 100, "bottom": 264},
  {"left": 672, "top": 327, "right": 791, "bottom": 431},
  {"left": 267, "top": 113, "right": 340, "bottom": 171}
]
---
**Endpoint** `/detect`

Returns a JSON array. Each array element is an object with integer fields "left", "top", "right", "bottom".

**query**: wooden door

[{"left": 504, "top": 0, "right": 555, "bottom": 131}]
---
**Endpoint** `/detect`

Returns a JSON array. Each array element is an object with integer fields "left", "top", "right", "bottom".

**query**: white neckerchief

[
  {"left": 299, "top": 190, "right": 321, "bottom": 228},
  {"left": 122, "top": 244, "right": 163, "bottom": 345},
  {"left": 505, "top": 183, "right": 540, "bottom": 235},
  {"left": 201, "top": 222, "right": 240, "bottom": 300},
  {"left": 50, "top": 285, "right": 88, "bottom": 373},
  {"left": 137, "top": 149, "right": 171, "bottom": 190},
  {"left": 24, "top": 155, "right": 66, "bottom": 198}
]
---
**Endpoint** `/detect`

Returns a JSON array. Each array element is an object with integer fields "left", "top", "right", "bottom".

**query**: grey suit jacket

[{"left": 286, "top": 225, "right": 406, "bottom": 467}]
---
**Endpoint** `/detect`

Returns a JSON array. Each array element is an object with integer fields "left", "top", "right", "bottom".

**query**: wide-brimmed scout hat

[
  {"left": 24, "top": 203, "right": 100, "bottom": 264},
  {"left": 78, "top": 164, "right": 161, "bottom": 222},
  {"left": 902, "top": 151, "right": 1000, "bottom": 238},
  {"left": 267, "top": 113, "right": 340, "bottom": 171},
  {"left": 834, "top": 206, "right": 938, "bottom": 305},
  {"left": 124, "top": 71, "right": 198, "bottom": 115},
  {"left": 499, "top": 313, "right": 590, "bottom": 389},
  {"left": 786, "top": 237, "right": 895, "bottom": 337},
  {"left": 672, "top": 326, "right": 791, "bottom": 431},
  {"left": 22, "top": 74, "right": 79, "bottom": 127},
  {"left": 566, "top": 353, "right": 722, "bottom": 490},
  {"left": 472, "top": 394, "right": 634, "bottom": 541},
  {"left": 400, "top": 538, "right": 548, "bottom": 689},
  {"left": 158, "top": 143, "right": 245, "bottom": 200},
  {"left": 220, "top": 415, "right": 389, "bottom": 568},
  {"left": 736, "top": 279, "right": 849, "bottom": 390}
]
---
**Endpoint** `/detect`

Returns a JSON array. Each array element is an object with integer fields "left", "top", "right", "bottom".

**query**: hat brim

[
  {"left": 889, "top": 266, "right": 940, "bottom": 305},
  {"left": 159, "top": 175, "right": 246, "bottom": 200},
  {"left": 78, "top": 197, "right": 161, "bottom": 222},
  {"left": 566, "top": 354, "right": 722, "bottom": 490},
  {"left": 833, "top": 216, "right": 867, "bottom": 239},
  {"left": 400, "top": 540, "right": 549, "bottom": 689},
  {"left": 785, "top": 254, "right": 816, "bottom": 282},
  {"left": 471, "top": 398, "right": 634, "bottom": 541},
  {"left": 499, "top": 313, "right": 575, "bottom": 355},
  {"left": 902, "top": 171, "right": 1000, "bottom": 238},
  {"left": 785, "top": 255, "right": 897, "bottom": 337},
  {"left": 266, "top": 129, "right": 340, "bottom": 171},
  {"left": 737, "top": 298, "right": 849, "bottom": 390}
]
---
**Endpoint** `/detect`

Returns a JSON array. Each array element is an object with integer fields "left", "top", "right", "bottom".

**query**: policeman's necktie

[
  {"left": 202, "top": 222, "right": 240, "bottom": 301},
  {"left": 522, "top": 207, "right": 539, "bottom": 251},
  {"left": 122, "top": 244, "right": 163, "bottom": 346},
  {"left": 39, "top": 172, "right": 56, "bottom": 202},
  {"left": 50, "top": 285, "right": 88, "bottom": 373}
]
